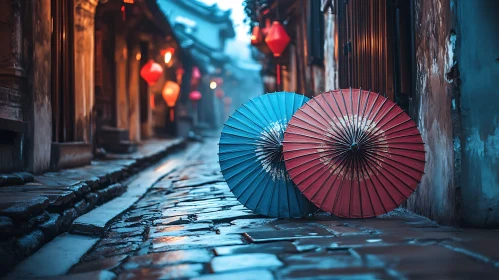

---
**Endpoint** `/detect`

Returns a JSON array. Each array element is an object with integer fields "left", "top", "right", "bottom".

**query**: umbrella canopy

[
  {"left": 283, "top": 89, "right": 425, "bottom": 218},
  {"left": 219, "top": 92, "right": 317, "bottom": 218}
]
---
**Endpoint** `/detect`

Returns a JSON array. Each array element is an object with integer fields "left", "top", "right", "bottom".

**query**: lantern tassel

[
  {"left": 170, "top": 108, "right": 174, "bottom": 122},
  {"left": 121, "top": 6, "right": 126, "bottom": 21}
]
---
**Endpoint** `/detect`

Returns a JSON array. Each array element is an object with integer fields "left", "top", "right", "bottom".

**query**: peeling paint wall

[
  {"left": 456, "top": 0, "right": 499, "bottom": 227},
  {"left": 405, "top": 0, "right": 458, "bottom": 225}
]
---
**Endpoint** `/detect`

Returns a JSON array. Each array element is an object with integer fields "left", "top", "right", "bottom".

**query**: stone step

[
  {"left": 0, "top": 172, "right": 34, "bottom": 187},
  {"left": 50, "top": 142, "right": 93, "bottom": 170},
  {"left": 98, "top": 126, "right": 129, "bottom": 143},
  {"left": 7, "top": 233, "right": 99, "bottom": 278},
  {"left": 71, "top": 156, "right": 179, "bottom": 235}
]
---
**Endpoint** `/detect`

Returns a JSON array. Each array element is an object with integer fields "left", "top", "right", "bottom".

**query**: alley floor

[{"left": 66, "top": 138, "right": 499, "bottom": 280}]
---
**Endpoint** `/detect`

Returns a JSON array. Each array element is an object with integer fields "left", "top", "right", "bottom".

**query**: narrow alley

[
  {"left": 1, "top": 0, "right": 499, "bottom": 279},
  {"left": 11, "top": 138, "right": 496, "bottom": 279}
]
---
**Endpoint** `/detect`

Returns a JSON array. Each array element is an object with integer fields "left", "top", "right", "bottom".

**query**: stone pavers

[
  {"left": 43, "top": 138, "right": 499, "bottom": 279},
  {"left": 0, "top": 138, "right": 185, "bottom": 276}
]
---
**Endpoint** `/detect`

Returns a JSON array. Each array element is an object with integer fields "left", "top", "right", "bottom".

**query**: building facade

[
  {"left": 0, "top": 0, "right": 185, "bottom": 174},
  {"left": 245, "top": 0, "right": 499, "bottom": 227},
  {"left": 159, "top": 0, "right": 236, "bottom": 130}
]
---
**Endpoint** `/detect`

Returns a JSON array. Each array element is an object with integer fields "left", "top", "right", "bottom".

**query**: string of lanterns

[
  {"left": 139, "top": 49, "right": 211, "bottom": 123},
  {"left": 250, "top": 1, "right": 290, "bottom": 89}
]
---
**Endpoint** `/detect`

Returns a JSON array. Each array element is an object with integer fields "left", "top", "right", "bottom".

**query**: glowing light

[
  {"left": 164, "top": 52, "right": 172, "bottom": 64},
  {"left": 123, "top": 0, "right": 134, "bottom": 3},
  {"left": 210, "top": 81, "right": 217, "bottom": 89},
  {"left": 161, "top": 48, "right": 175, "bottom": 65},
  {"left": 135, "top": 52, "right": 141, "bottom": 61}
]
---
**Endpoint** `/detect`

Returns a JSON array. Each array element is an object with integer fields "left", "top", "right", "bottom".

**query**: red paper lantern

[
  {"left": 140, "top": 59, "right": 163, "bottom": 85},
  {"left": 214, "top": 77, "right": 223, "bottom": 86},
  {"left": 192, "top": 67, "right": 201, "bottom": 80},
  {"left": 223, "top": 96, "right": 232, "bottom": 106},
  {"left": 189, "top": 90, "right": 202, "bottom": 102},
  {"left": 176, "top": 67, "right": 184, "bottom": 84},
  {"left": 162, "top": 81, "right": 180, "bottom": 107},
  {"left": 215, "top": 89, "right": 224, "bottom": 99},
  {"left": 251, "top": 25, "right": 262, "bottom": 45},
  {"left": 265, "top": 21, "right": 290, "bottom": 57}
]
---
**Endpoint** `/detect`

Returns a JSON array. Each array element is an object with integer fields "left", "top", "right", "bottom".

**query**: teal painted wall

[{"left": 457, "top": 0, "right": 499, "bottom": 227}]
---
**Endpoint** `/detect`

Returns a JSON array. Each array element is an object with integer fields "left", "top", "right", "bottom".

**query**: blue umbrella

[{"left": 218, "top": 92, "right": 317, "bottom": 218}]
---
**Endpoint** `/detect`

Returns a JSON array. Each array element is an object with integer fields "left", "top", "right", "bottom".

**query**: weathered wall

[
  {"left": 27, "top": 0, "right": 52, "bottom": 174},
  {"left": 456, "top": 0, "right": 499, "bottom": 227},
  {"left": 0, "top": 0, "right": 26, "bottom": 172},
  {"left": 73, "top": 0, "right": 97, "bottom": 142},
  {"left": 405, "top": 0, "right": 458, "bottom": 225}
]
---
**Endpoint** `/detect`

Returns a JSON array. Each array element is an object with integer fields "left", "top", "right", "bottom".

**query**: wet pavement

[{"left": 70, "top": 138, "right": 499, "bottom": 279}]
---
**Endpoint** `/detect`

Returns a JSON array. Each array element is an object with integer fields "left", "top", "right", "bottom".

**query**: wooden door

[
  {"left": 94, "top": 10, "right": 117, "bottom": 127},
  {"left": 336, "top": 0, "right": 414, "bottom": 107}
]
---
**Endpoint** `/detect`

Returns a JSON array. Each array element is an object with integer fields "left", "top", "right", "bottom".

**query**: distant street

[{"left": 66, "top": 138, "right": 499, "bottom": 279}]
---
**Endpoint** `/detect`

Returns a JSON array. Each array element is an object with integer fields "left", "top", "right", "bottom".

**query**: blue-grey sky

[{"left": 197, "top": 0, "right": 255, "bottom": 65}]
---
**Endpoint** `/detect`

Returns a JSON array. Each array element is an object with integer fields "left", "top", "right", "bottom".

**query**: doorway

[
  {"left": 336, "top": 0, "right": 414, "bottom": 109},
  {"left": 51, "top": 0, "right": 75, "bottom": 142}
]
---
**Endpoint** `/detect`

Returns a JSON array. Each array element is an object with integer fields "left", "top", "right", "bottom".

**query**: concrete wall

[
  {"left": 405, "top": 0, "right": 459, "bottom": 225},
  {"left": 27, "top": 0, "right": 52, "bottom": 174},
  {"left": 456, "top": 0, "right": 499, "bottom": 227}
]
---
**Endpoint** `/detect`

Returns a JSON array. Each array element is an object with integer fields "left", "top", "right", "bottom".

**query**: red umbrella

[{"left": 283, "top": 89, "right": 425, "bottom": 218}]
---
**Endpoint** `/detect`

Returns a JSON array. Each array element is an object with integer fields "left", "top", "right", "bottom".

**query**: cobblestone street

[{"left": 58, "top": 139, "right": 499, "bottom": 279}]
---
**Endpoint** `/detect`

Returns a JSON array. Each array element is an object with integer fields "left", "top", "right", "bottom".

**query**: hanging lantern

[
  {"left": 192, "top": 67, "right": 201, "bottom": 80},
  {"left": 140, "top": 59, "right": 163, "bottom": 85},
  {"left": 176, "top": 67, "right": 184, "bottom": 84},
  {"left": 223, "top": 96, "right": 232, "bottom": 106},
  {"left": 265, "top": 21, "right": 290, "bottom": 57},
  {"left": 251, "top": 25, "right": 262, "bottom": 45},
  {"left": 189, "top": 90, "right": 202, "bottom": 102},
  {"left": 214, "top": 77, "right": 223, "bottom": 86},
  {"left": 162, "top": 81, "right": 180, "bottom": 107},
  {"left": 162, "top": 81, "right": 180, "bottom": 121},
  {"left": 215, "top": 89, "right": 224, "bottom": 99}
]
